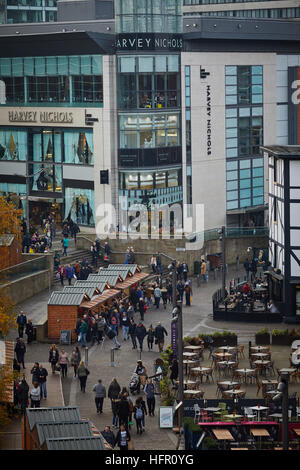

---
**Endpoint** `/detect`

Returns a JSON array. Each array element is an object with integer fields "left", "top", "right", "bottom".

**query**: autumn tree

[{"left": 0, "top": 195, "right": 23, "bottom": 434}]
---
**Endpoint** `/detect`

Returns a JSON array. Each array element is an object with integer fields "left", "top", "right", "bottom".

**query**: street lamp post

[
  {"left": 172, "top": 300, "right": 184, "bottom": 447},
  {"left": 218, "top": 226, "right": 226, "bottom": 297},
  {"left": 273, "top": 372, "right": 289, "bottom": 450}
]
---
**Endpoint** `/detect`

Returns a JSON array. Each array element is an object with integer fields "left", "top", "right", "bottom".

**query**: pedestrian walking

[
  {"left": 184, "top": 282, "right": 193, "bottom": 306},
  {"left": 182, "top": 262, "right": 189, "bottom": 283},
  {"left": 58, "top": 265, "right": 65, "bottom": 286},
  {"left": 38, "top": 364, "right": 48, "bottom": 399},
  {"left": 48, "top": 344, "right": 59, "bottom": 374},
  {"left": 61, "top": 236, "right": 70, "bottom": 256},
  {"left": 77, "top": 360, "right": 89, "bottom": 392},
  {"left": 16, "top": 311, "right": 27, "bottom": 338},
  {"left": 153, "top": 285, "right": 161, "bottom": 309},
  {"left": 14, "top": 338, "right": 26, "bottom": 369},
  {"left": 201, "top": 259, "right": 208, "bottom": 283},
  {"left": 65, "top": 264, "right": 75, "bottom": 286},
  {"left": 31, "top": 362, "right": 40, "bottom": 384},
  {"left": 129, "top": 318, "right": 137, "bottom": 350},
  {"left": 133, "top": 400, "right": 145, "bottom": 435},
  {"left": 144, "top": 378, "right": 155, "bottom": 416},
  {"left": 138, "top": 297, "right": 146, "bottom": 321},
  {"left": 92, "top": 379, "right": 106, "bottom": 414},
  {"left": 111, "top": 393, "right": 121, "bottom": 429},
  {"left": 146, "top": 325, "right": 155, "bottom": 351},
  {"left": 150, "top": 254, "right": 157, "bottom": 273},
  {"left": 70, "top": 346, "right": 81, "bottom": 377},
  {"left": 30, "top": 381, "right": 41, "bottom": 408},
  {"left": 154, "top": 322, "right": 168, "bottom": 353},
  {"left": 156, "top": 252, "right": 163, "bottom": 274},
  {"left": 17, "top": 377, "right": 29, "bottom": 414},
  {"left": 177, "top": 280, "right": 185, "bottom": 301},
  {"left": 117, "top": 395, "right": 130, "bottom": 430},
  {"left": 59, "top": 349, "right": 69, "bottom": 378},
  {"left": 170, "top": 358, "right": 179, "bottom": 385},
  {"left": 136, "top": 396, "right": 147, "bottom": 432},
  {"left": 161, "top": 287, "right": 168, "bottom": 309},
  {"left": 96, "top": 315, "right": 106, "bottom": 343},
  {"left": 101, "top": 426, "right": 115, "bottom": 449},
  {"left": 116, "top": 424, "right": 131, "bottom": 451},
  {"left": 25, "top": 319, "right": 34, "bottom": 344},
  {"left": 135, "top": 322, "right": 147, "bottom": 352},
  {"left": 79, "top": 318, "right": 88, "bottom": 348},
  {"left": 121, "top": 312, "right": 130, "bottom": 341}
]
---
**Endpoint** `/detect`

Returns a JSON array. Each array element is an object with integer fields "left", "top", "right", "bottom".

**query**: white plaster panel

[
  {"left": 291, "top": 230, "right": 300, "bottom": 247},
  {"left": 290, "top": 161, "right": 300, "bottom": 187}
]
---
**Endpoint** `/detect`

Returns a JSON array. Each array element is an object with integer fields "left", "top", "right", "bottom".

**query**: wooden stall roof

[
  {"left": 74, "top": 281, "right": 107, "bottom": 293},
  {"left": 99, "top": 267, "right": 133, "bottom": 278},
  {"left": 115, "top": 271, "right": 150, "bottom": 290},
  {"left": 106, "top": 264, "right": 141, "bottom": 275},
  {"left": 87, "top": 274, "right": 123, "bottom": 287},
  {"left": 48, "top": 291, "right": 90, "bottom": 306},
  {"left": 63, "top": 287, "right": 99, "bottom": 299},
  {"left": 80, "top": 288, "right": 121, "bottom": 309}
]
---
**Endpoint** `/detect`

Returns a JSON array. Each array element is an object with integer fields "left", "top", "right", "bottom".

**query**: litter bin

[{"left": 194, "top": 261, "right": 201, "bottom": 275}]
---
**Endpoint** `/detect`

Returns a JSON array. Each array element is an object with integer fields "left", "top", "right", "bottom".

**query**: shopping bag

[{"left": 78, "top": 333, "right": 82, "bottom": 342}]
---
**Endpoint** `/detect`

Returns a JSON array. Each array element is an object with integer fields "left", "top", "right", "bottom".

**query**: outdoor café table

[
  {"left": 223, "top": 389, "right": 246, "bottom": 398},
  {"left": 183, "top": 390, "right": 204, "bottom": 398},
  {"left": 190, "top": 366, "right": 211, "bottom": 382},
  {"left": 251, "top": 353, "right": 270, "bottom": 359},
  {"left": 251, "top": 427, "right": 270, "bottom": 449},
  {"left": 212, "top": 428, "right": 234, "bottom": 448},
  {"left": 279, "top": 368, "right": 296, "bottom": 374},
  {"left": 216, "top": 346, "right": 237, "bottom": 352},
  {"left": 215, "top": 352, "right": 233, "bottom": 360},
  {"left": 183, "top": 352, "right": 198, "bottom": 358},
  {"left": 235, "top": 368, "right": 256, "bottom": 383},
  {"left": 184, "top": 345, "right": 204, "bottom": 351},
  {"left": 251, "top": 346, "right": 270, "bottom": 352},
  {"left": 249, "top": 406, "right": 269, "bottom": 422},
  {"left": 218, "top": 381, "right": 240, "bottom": 390},
  {"left": 217, "top": 361, "right": 237, "bottom": 376},
  {"left": 224, "top": 414, "right": 243, "bottom": 421},
  {"left": 183, "top": 379, "right": 197, "bottom": 390}
]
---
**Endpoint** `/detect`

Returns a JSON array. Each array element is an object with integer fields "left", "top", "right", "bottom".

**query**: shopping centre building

[{"left": 0, "top": 0, "right": 300, "bottom": 235}]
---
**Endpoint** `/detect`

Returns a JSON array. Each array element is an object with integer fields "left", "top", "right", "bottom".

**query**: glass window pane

[
  {"left": 168, "top": 55, "right": 179, "bottom": 72},
  {"left": 81, "top": 56, "right": 91, "bottom": 75},
  {"left": 12, "top": 58, "right": 23, "bottom": 77},
  {"left": 155, "top": 56, "right": 167, "bottom": 72},
  {"left": 227, "top": 190, "right": 238, "bottom": 201},
  {"left": 253, "top": 167, "right": 264, "bottom": 177},
  {"left": 69, "top": 56, "right": 80, "bottom": 75},
  {"left": 240, "top": 198, "right": 251, "bottom": 208},
  {"left": 227, "top": 180, "right": 238, "bottom": 190},
  {"left": 252, "top": 66, "right": 263, "bottom": 75},
  {"left": 0, "top": 58, "right": 11, "bottom": 76},
  {"left": 240, "top": 159, "right": 250, "bottom": 169},
  {"left": 58, "top": 56, "right": 68, "bottom": 75},
  {"left": 240, "top": 169, "right": 251, "bottom": 179},
  {"left": 252, "top": 75, "right": 263, "bottom": 85},
  {"left": 140, "top": 172, "right": 154, "bottom": 189},
  {"left": 227, "top": 171, "right": 238, "bottom": 181},
  {"left": 225, "top": 75, "right": 237, "bottom": 85},
  {"left": 226, "top": 161, "right": 238, "bottom": 171},
  {"left": 226, "top": 95, "right": 237, "bottom": 105},
  {"left": 46, "top": 57, "right": 57, "bottom": 75},
  {"left": 253, "top": 186, "right": 264, "bottom": 197},
  {"left": 226, "top": 138, "right": 238, "bottom": 148},
  {"left": 120, "top": 57, "right": 135, "bottom": 73},
  {"left": 252, "top": 85, "right": 263, "bottom": 95},
  {"left": 227, "top": 200, "right": 238, "bottom": 210},
  {"left": 226, "top": 108, "right": 237, "bottom": 118},
  {"left": 240, "top": 179, "right": 251, "bottom": 189},
  {"left": 139, "top": 57, "right": 153, "bottom": 73},
  {"left": 24, "top": 57, "right": 34, "bottom": 76},
  {"left": 226, "top": 148, "right": 238, "bottom": 158},
  {"left": 226, "top": 128, "right": 237, "bottom": 138},
  {"left": 252, "top": 94, "right": 263, "bottom": 104},
  {"left": 226, "top": 86, "right": 237, "bottom": 95},
  {"left": 226, "top": 118, "right": 237, "bottom": 128},
  {"left": 226, "top": 66, "right": 237, "bottom": 75},
  {"left": 239, "top": 108, "right": 250, "bottom": 117},
  {"left": 240, "top": 188, "right": 251, "bottom": 199},
  {"left": 253, "top": 158, "right": 264, "bottom": 167},
  {"left": 253, "top": 196, "right": 264, "bottom": 206},
  {"left": 253, "top": 177, "right": 264, "bottom": 187},
  {"left": 35, "top": 57, "right": 45, "bottom": 76},
  {"left": 252, "top": 107, "right": 263, "bottom": 116}
]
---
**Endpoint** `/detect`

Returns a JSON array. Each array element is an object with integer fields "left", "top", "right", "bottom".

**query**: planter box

[
  {"left": 255, "top": 334, "right": 270, "bottom": 345},
  {"left": 211, "top": 336, "right": 237, "bottom": 347},
  {"left": 272, "top": 335, "right": 294, "bottom": 346}
]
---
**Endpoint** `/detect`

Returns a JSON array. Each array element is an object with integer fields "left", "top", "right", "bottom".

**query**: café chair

[
  {"left": 193, "top": 403, "right": 201, "bottom": 423},
  {"left": 237, "top": 345, "right": 245, "bottom": 359}
]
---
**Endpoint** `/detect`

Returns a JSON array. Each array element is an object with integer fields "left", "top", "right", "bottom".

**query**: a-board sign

[{"left": 60, "top": 330, "right": 71, "bottom": 345}]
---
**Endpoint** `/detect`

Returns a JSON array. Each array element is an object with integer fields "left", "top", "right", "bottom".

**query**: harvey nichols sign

[{"left": 116, "top": 33, "right": 183, "bottom": 51}]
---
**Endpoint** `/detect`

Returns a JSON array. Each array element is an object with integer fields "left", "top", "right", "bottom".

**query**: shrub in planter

[
  {"left": 272, "top": 328, "right": 291, "bottom": 345},
  {"left": 255, "top": 328, "right": 270, "bottom": 345},
  {"left": 203, "top": 437, "right": 219, "bottom": 450}
]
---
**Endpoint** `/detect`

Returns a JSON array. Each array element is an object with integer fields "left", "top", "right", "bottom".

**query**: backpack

[{"left": 135, "top": 407, "right": 143, "bottom": 419}]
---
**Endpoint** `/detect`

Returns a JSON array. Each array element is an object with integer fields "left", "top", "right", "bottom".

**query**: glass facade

[
  {"left": 65, "top": 187, "right": 95, "bottom": 226},
  {"left": 225, "top": 65, "right": 264, "bottom": 211},
  {"left": 6, "top": 0, "right": 57, "bottom": 24},
  {"left": 119, "top": 113, "right": 180, "bottom": 149},
  {"left": 0, "top": 129, "right": 27, "bottom": 160},
  {"left": 115, "top": 0, "right": 182, "bottom": 33},
  {"left": 118, "top": 55, "right": 180, "bottom": 110},
  {"left": 186, "top": 8, "right": 300, "bottom": 18},
  {"left": 0, "top": 55, "right": 103, "bottom": 106}
]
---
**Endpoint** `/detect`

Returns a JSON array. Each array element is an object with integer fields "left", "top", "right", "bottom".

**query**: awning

[
  {"left": 80, "top": 288, "right": 121, "bottom": 309},
  {"left": 115, "top": 272, "right": 150, "bottom": 290}
]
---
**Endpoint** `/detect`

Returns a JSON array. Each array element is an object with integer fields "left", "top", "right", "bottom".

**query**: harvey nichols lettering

[
  {"left": 8, "top": 110, "right": 73, "bottom": 124},
  {"left": 116, "top": 34, "right": 183, "bottom": 51}
]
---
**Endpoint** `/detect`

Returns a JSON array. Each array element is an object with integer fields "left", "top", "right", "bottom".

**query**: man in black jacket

[
  {"left": 38, "top": 364, "right": 48, "bottom": 399},
  {"left": 129, "top": 318, "right": 137, "bottom": 349},
  {"left": 16, "top": 311, "right": 27, "bottom": 338},
  {"left": 101, "top": 426, "right": 115, "bottom": 448},
  {"left": 135, "top": 322, "right": 147, "bottom": 352},
  {"left": 154, "top": 322, "right": 168, "bottom": 353}
]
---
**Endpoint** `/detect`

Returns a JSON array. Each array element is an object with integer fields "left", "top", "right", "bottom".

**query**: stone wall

[{"left": 77, "top": 234, "right": 268, "bottom": 272}]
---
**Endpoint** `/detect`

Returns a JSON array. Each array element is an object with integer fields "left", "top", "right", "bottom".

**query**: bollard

[
  {"left": 85, "top": 347, "right": 88, "bottom": 366},
  {"left": 111, "top": 348, "right": 115, "bottom": 367}
]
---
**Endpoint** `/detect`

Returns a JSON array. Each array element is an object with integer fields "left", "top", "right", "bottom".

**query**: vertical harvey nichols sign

[
  {"left": 116, "top": 33, "right": 183, "bottom": 51},
  {"left": 206, "top": 85, "right": 212, "bottom": 156}
]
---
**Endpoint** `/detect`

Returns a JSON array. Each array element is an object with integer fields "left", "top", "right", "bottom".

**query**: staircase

[{"left": 50, "top": 236, "right": 105, "bottom": 284}]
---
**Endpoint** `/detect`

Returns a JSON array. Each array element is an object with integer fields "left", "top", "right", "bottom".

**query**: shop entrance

[{"left": 29, "top": 198, "right": 63, "bottom": 228}]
